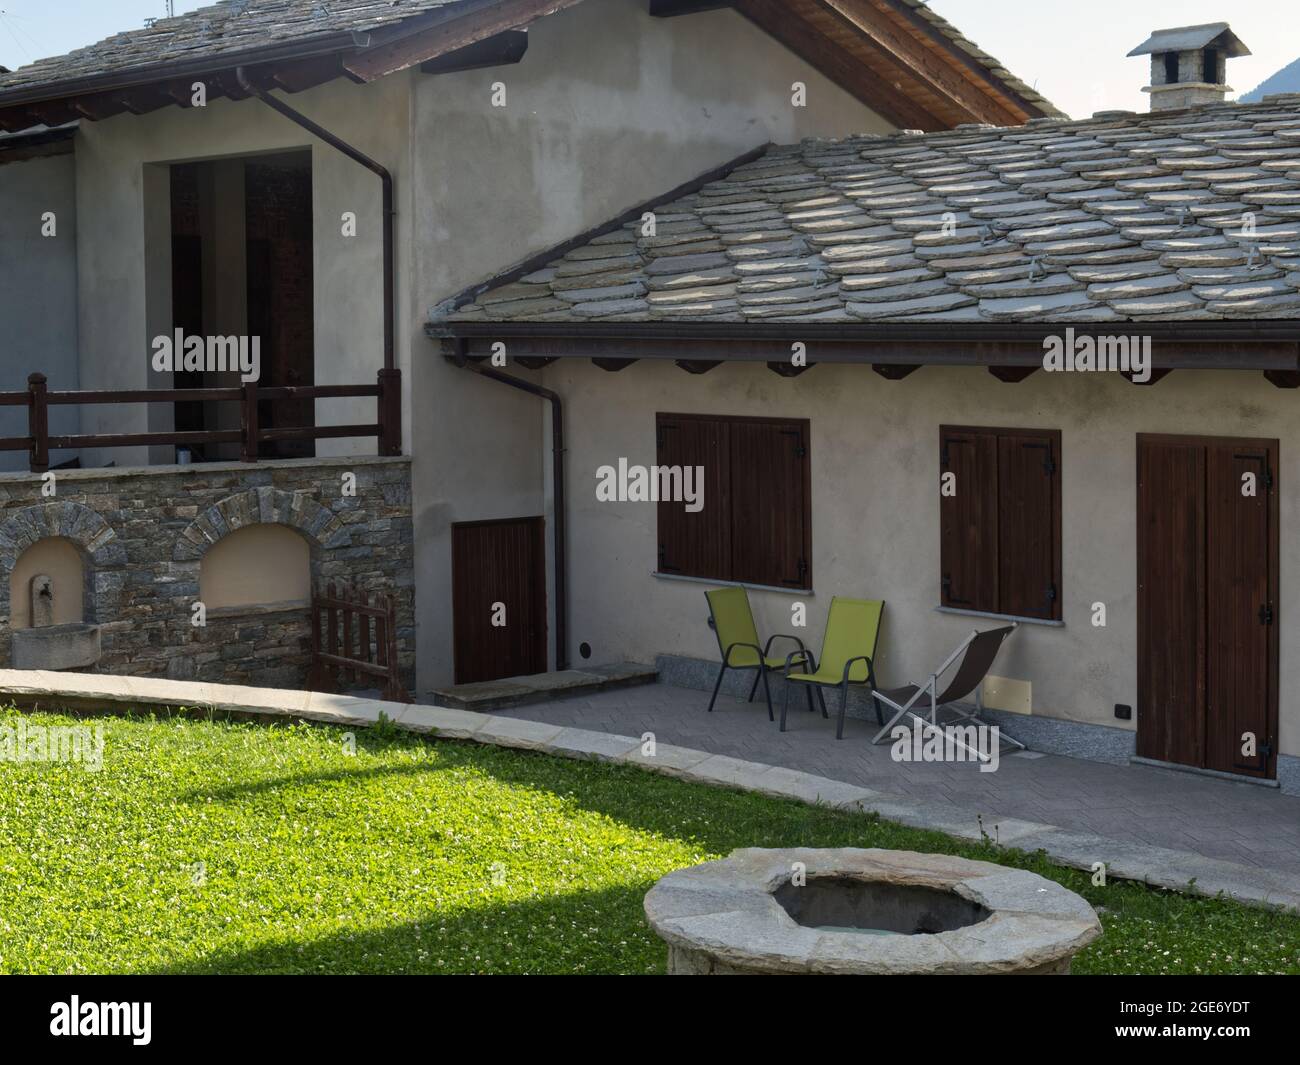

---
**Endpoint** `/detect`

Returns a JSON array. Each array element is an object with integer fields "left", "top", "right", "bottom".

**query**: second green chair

[{"left": 781, "top": 597, "right": 885, "bottom": 739}]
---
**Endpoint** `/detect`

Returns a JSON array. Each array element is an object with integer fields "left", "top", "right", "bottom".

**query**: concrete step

[{"left": 428, "top": 662, "right": 657, "bottom": 712}]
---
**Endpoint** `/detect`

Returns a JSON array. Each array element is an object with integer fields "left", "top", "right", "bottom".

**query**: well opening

[{"left": 775, "top": 876, "right": 990, "bottom": 936}]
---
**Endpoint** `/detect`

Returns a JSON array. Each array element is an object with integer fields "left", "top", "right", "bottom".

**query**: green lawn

[{"left": 1, "top": 706, "right": 1297, "bottom": 975}]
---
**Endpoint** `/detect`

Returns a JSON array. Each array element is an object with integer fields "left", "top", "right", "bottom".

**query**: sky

[{"left": 0, "top": 0, "right": 1298, "bottom": 120}]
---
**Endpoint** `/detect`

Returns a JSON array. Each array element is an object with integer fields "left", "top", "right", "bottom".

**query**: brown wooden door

[
  {"left": 1136, "top": 435, "right": 1277, "bottom": 779},
  {"left": 452, "top": 517, "right": 547, "bottom": 684},
  {"left": 1205, "top": 443, "right": 1276, "bottom": 778}
]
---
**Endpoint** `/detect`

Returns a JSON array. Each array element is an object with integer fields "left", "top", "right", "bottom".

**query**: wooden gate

[
  {"left": 309, "top": 581, "right": 409, "bottom": 703},
  {"left": 1137, "top": 434, "right": 1277, "bottom": 778}
]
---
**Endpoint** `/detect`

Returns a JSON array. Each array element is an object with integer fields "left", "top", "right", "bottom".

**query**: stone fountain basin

[
  {"left": 11, "top": 623, "right": 101, "bottom": 671},
  {"left": 644, "top": 848, "right": 1102, "bottom": 975}
]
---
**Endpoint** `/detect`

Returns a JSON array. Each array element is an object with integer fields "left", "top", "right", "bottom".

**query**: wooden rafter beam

[
  {"left": 675, "top": 359, "right": 721, "bottom": 375},
  {"left": 734, "top": 0, "right": 945, "bottom": 131},
  {"left": 592, "top": 358, "right": 637, "bottom": 371},
  {"left": 68, "top": 93, "right": 130, "bottom": 121},
  {"left": 768, "top": 361, "right": 814, "bottom": 377},
  {"left": 988, "top": 365, "right": 1037, "bottom": 382},
  {"left": 269, "top": 55, "right": 359, "bottom": 93},
  {"left": 811, "top": 0, "right": 1023, "bottom": 127},
  {"left": 1264, "top": 370, "right": 1300, "bottom": 389},
  {"left": 872, "top": 364, "right": 918, "bottom": 380},
  {"left": 114, "top": 86, "right": 173, "bottom": 116},
  {"left": 420, "top": 30, "right": 530, "bottom": 75},
  {"left": 514, "top": 355, "right": 557, "bottom": 369},
  {"left": 344, "top": 0, "right": 585, "bottom": 82}
]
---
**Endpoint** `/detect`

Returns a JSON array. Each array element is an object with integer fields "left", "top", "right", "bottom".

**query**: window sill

[
  {"left": 653, "top": 572, "right": 813, "bottom": 596},
  {"left": 935, "top": 605, "right": 1063, "bottom": 628}
]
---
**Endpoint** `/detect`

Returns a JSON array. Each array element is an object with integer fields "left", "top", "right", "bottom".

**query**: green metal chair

[
  {"left": 705, "top": 587, "right": 806, "bottom": 722},
  {"left": 781, "top": 597, "right": 885, "bottom": 739}
]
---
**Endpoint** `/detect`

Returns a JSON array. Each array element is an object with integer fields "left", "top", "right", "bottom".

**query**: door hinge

[
  {"left": 1259, "top": 603, "right": 1274, "bottom": 625},
  {"left": 1261, "top": 740, "right": 1275, "bottom": 758},
  {"left": 797, "top": 557, "right": 808, "bottom": 583},
  {"left": 1044, "top": 454, "right": 1056, "bottom": 476},
  {"left": 1046, "top": 582, "right": 1058, "bottom": 603},
  {"left": 1265, "top": 468, "right": 1275, "bottom": 490}
]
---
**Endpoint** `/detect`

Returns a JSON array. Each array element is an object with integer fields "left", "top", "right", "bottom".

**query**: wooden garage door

[
  {"left": 1137, "top": 435, "right": 1277, "bottom": 779},
  {"left": 452, "top": 517, "right": 547, "bottom": 685}
]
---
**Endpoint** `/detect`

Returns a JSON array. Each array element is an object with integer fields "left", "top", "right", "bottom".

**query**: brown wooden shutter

[
  {"left": 729, "top": 419, "right": 809, "bottom": 587},
  {"left": 656, "top": 414, "right": 730, "bottom": 579},
  {"left": 997, "top": 432, "right": 1060, "bottom": 620},
  {"left": 940, "top": 428, "right": 998, "bottom": 612}
]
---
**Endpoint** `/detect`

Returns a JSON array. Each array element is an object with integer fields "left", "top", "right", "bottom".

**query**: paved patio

[{"left": 499, "top": 682, "right": 1300, "bottom": 879}]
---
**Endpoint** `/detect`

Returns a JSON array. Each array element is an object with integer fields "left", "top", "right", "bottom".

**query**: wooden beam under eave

[
  {"left": 734, "top": 0, "right": 946, "bottom": 131},
  {"left": 811, "top": 0, "right": 1024, "bottom": 128},
  {"left": 420, "top": 30, "right": 530, "bottom": 75},
  {"left": 988, "top": 366, "right": 1037, "bottom": 383},
  {"left": 0, "top": 107, "right": 39, "bottom": 133},
  {"left": 68, "top": 93, "right": 130, "bottom": 121},
  {"left": 675, "top": 359, "right": 721, "bottom": 375},
  {"left": 1124, "top": 369, "right": 1171, "bottom": 386},
  {"left": 344, "top": 0, "right": 585, "bottom": 82},
  {"left": 649, "top": 0, "right": 732, "bottom": 16},
  {"left": 114, "top": 86, "right": 173, "bottom": 116},
  {"left": 269, "top": 55, "right": 353, "bottom": 93},
  {"left": 768, "top": 361, "right": 814, "bottom": 377},
  {"left": 1264, "top": 370, "right": 1300, "bottom": 389},
  {"left": 872, "top": 364, "right": 918, "bottom": 380},
  {"left": 592, "top": 358, "right": 637, "bottom": 371},
  {"left": 515, "top": 355, "right": 557, "bottom": 370},
  {"left": 14, "top": 100, "right": 79, "bottom": 126}
]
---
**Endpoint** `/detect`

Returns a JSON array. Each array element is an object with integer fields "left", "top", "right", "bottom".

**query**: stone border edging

[{"left": 2, "top": 668, "right": 1297, "bottom": 914}]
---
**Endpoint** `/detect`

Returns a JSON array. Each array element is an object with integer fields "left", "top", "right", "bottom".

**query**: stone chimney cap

[{"left": 1127, "top": 23, "right": 1250, "bottom": 59}]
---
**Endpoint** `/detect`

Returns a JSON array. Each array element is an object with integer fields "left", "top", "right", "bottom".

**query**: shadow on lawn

[{"left": 138, "top": 883, "right": 665, "bottom": 975}]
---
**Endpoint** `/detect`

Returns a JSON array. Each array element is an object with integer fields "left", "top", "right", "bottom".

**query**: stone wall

[{"left": 0, "top": 456, "right": 413, "bottom": 693}]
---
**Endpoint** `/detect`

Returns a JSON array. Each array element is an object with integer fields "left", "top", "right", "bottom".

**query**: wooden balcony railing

[{"left": 0, "top": 369, "right": 401, "bottom": 472}]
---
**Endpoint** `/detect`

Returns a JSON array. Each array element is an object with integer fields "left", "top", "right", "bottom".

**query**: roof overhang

[
  {"left": 0, "top": 0, "right": 584, "bottom": 132},
  {"left": 430, "top": 319, "right": 1300, "bottom": 380},
  {"left": 1128, "top": 23, "right": 1251, "bottom": 59},
  {"left": 0, "top": 0, "right": 1061, "bottom": 134}
]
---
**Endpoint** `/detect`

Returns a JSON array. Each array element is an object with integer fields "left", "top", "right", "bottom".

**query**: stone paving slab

[
  {"left": 429, "top": 663, "right": 657, "bottom": 711},
  {"left": 2, "top": 669, "right": 1298, "bottom": 913}
]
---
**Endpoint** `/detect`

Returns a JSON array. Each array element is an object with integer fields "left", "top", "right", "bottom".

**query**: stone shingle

[{"left": 443, "top": 98, "right": 1300, "bottom": 326}]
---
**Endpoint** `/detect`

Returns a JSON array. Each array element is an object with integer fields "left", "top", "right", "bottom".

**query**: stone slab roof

[
  {"left": 445, "top": 98, "right": 1300, "bottom": 326},
  {"left": 0, "top": 0, "right": 460, "bottom": 93}
]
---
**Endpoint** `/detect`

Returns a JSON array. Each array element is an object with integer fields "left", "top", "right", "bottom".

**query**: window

[
  {"left": 656, "top": 413, "right": 811, "bottom": 589},
  {"left": 939, "top": 426, "right": 1061, "bottom": 621}
]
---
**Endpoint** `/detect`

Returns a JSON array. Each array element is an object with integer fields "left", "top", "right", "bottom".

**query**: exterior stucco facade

[{"left": 536, "top": 358, "right": 1300, "bottom": 770}]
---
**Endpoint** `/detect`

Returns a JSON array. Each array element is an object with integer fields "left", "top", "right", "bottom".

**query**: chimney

[{"left": 1127, "top": 23, "right": 1251, "bottom": 111}]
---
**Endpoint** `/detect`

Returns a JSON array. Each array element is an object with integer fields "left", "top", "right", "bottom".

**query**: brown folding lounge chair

[{"left": 870, "top": 625, "right": 1025, "bottom": 763}]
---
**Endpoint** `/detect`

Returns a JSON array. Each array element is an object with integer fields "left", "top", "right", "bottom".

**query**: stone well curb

[{"left": 3, "top": 669, "right": 1298, "bottom": 914}]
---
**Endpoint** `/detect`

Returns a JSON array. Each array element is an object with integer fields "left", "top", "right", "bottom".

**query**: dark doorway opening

[
  {"left": 452, "top": 517, "right": 548, "bottom": 684},
  {"left": 169, "top": 151, "right": 314, "bottom": 461},
  {"left": 1136, "top": 434, "right": 1278, "bottom": 779}
]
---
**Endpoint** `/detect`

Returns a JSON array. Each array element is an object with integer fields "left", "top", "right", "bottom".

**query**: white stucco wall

[
  {"left": 410, "top": 0, "right": 893, "bottom": 687},
  {"left": 540, "top": 358, "right": 1300, "bottom": 760},
  {"left": 0, "top": 149, "right": 80, "bottom": 471},
  {"left": 71, "top": 72, "right": 413, "bottom": 467},
  {"left": 46, "top": 0, "right": 894, "bottom": 689}
]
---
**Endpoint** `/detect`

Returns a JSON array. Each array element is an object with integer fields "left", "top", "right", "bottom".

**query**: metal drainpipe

[
  {"left": 452, "top": 348, "right": 568, "bottom": 672},
  {"left": 235, "top": 67, "right": 394, "bottom": 373}
]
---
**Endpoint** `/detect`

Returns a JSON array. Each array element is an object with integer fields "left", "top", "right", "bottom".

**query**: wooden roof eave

[{"left": 428, "top": 320, "right": 1300, "bottom": 374}]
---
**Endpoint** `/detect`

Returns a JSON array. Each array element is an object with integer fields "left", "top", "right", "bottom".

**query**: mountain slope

[{"left": 1241, "top": 56, "right": 1300, "bottom": 102}]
